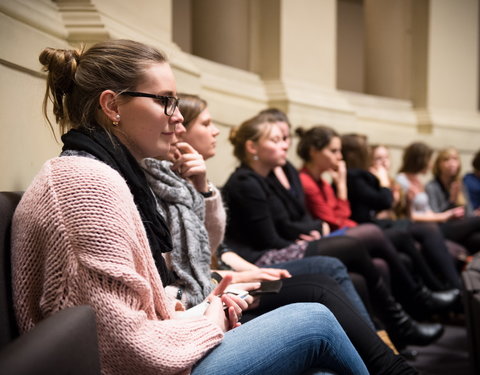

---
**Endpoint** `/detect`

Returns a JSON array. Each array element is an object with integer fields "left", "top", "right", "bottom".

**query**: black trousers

[
  {"left": 440, "top": 216, "right": 480, "bottom": 254},
  {"left": 338, "top": 225, "right": 427, "bottom": 302},
  {"left": 404, "top": 222, "right": 461, "bottom": 289},
  {"left": 304, "top": 236, "right": 385, "bottom": 293},
  {"left": 373, "top": 220, "right": 461, "bottom": 290},
  {"left": 242, "top": 273, "right": 415, "bottom": 375}
]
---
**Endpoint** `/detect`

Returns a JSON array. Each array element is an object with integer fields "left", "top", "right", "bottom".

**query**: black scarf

[{"left": 62, "top": 127, "right": 175, "bottom": 286}]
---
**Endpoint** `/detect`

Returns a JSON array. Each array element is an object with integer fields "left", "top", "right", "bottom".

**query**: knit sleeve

[
  {"left": 204, "top": 185, "right": 227, "bottom": 252},
  {"left": 12, "top": 157, "right": 223, "bottom": 375}
]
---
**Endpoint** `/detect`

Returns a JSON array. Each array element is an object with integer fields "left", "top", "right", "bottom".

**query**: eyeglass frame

[{"left": 120, "top": 91, "right": 180, "bottom": 116}]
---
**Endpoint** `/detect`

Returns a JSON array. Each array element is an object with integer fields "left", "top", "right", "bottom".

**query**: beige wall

[
  {"left": 94, "top": 0, "right": 172, "bottom": 43},
  {"left": 428, "top": 0, "right": 478, "bottom": 111},
  {"left": 1, "top": 0, "right": 68, "bottom": 191},
  {"left": 337, "top": 0, "right": 365, "bottom": 93},
  {"left": 1, "top": 0, "right": 479, "bottom": 191},
  {"left": 280, "top": 0, "right": 337, "bottom": 87},
  {"left": 364, "top": 0, "right": 412, "bottom": 100},
  {"left": 191, "top": 0, "right": 250, "bottom": 70}
]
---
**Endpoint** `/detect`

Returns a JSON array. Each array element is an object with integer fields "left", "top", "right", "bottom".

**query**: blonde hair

[
  {"left": 432, "top": 147, "right": 461, "bottom": 180},
  {"left": 229, "top": 113, "right": 277, "bottom": 164},
  {"left": 39, "top": 39, "right": 167, "bottom": 135},
  {"left": 432, "top": 148, "right": 465, "bottom": 206}
]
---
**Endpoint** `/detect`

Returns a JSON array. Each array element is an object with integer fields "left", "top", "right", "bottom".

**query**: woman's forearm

[
  {"left": 411, "top": 211, "right": 449, "bottom": 223},
  {"left": 220, "top": 252, "right": 259, "bottom": 271}
]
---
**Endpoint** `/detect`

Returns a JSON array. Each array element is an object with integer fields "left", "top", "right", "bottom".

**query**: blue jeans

[
  {"left": 191, "top": 303, "right": 368, "bottom": 375},
  {"left": 268, "top": 256, "right": 374, "bottom": 329}
]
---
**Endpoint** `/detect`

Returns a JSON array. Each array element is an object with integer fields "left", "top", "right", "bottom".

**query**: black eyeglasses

[{"left": 121, "top": 91, "right": 179, "bottom": 116}]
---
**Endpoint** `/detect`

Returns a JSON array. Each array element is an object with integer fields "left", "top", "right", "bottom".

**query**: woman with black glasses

[{"left": 11, "top": 40, "right": 368, "bottom": 375}]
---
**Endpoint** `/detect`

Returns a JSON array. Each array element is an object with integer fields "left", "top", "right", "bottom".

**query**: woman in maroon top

[
  {"left": 296, "top": 126, "right": 459, "bottom": 317},
  {"left": 223, "top": 113, "right": 447, "bottom": 349}
]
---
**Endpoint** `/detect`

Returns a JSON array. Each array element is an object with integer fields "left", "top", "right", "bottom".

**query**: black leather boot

[
  {"left": 433, "top": 288, "right": 461, "bottom": 304},
  {"left": 410, "top": 286, "right": 459, "bottom": 318},
  {"left": 383, "top": 300, "right": 444, "bottom": 347},
  {"left": 373, "top": 279, "right": 444, "bottom": 347}
]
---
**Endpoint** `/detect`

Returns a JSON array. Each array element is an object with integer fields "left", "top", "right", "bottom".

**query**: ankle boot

[
  {"left": 383, "top": 300, "right": 444, "bottom": 347},
  {"left": 411, "top": 285, "right": 458, "bottom": 317},
  {"left": 434, "top": 288, "right": 460, "bottom": 304},
  {"left": 372, "top": 279, "right": 444, "bottom": 347}
]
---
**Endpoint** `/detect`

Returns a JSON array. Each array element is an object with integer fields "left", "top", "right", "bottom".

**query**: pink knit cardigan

[{"left": 12, "top": 156, "right": 223, "bottom": 375}]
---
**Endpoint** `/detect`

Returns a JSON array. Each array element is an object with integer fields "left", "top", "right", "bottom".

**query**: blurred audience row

[{"left": 17, "top": 40, "right": 479, "bottom": 375}]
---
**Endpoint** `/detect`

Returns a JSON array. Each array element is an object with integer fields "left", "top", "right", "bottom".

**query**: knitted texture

[
  {"left": 142, "top": 158, "right": 213, "bottom": 307},
  {"left": 12, "top": 156, "right": 223, "bottom": 375}
]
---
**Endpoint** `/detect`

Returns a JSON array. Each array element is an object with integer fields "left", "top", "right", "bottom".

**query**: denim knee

[
  {"left": 309, "top": 256, "right": 349, "bottom": 280},
  {"left": 281, "top": 303, "right": 338, "bottom": 336}
]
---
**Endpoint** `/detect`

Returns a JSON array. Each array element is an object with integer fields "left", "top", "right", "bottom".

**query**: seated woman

[
  {"left": 341, "top": 134, "right": 461, "bottom": 291},
  {"left": 170, "top": 96, "right": 363, "bottom": 313},
  {"left": 221, "top": 112, "right": 444, "bottom": 349},
  {"left": 140, "top": 94, "right": 419, "bottom": 374},
  {"left": 397, "top": 142, "right": 480, "bottom": 255},
  {"left": 426, "top": 147, "right": 467, "bottom": 213},
  {"left": 371, "top": 144, "right": 470, "bottom": 270},
  {"left": 11, "top": 40, "right": 369, "bottom": 375},
  {"left": 295, "top": 126, "right": 458, "bottom": 317},
  {"left": 369, "top": 144, "right": 409, "bottom": 221},
  {"left": 463, "top": 149, "right": 480, "bottom": 214},
  {"left": 258, "top": 108, "right": 382, "bottom": 309}
]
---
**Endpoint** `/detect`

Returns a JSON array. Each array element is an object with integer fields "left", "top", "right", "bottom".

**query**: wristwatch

[
  {"left": 199, "top": 182, "right": 214, "bottom": 198},
  {"left": 176, "top": 287, "right": 183, "bottom": 300}
]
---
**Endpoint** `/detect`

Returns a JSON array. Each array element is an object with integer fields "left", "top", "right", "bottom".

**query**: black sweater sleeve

[
  {"left": 223, "top": 168, "right": 292, "bottom": 252},
  {"left": 347, "top": 169, "right": 393, "bottom": 223}
]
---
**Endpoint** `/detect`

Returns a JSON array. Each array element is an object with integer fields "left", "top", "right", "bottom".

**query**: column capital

[{"left": 55, "top": 0, "right": 109, "bottom": 45}]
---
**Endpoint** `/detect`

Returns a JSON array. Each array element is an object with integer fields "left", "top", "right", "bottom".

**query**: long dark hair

[
  {"left": 296, "top": 125, "right": 339, "bottom": 162},
  {"left": 341, "top": 133, "right": 369, "bottom": 170},
  {"left": 399, "top": 142, "right": 433, "bottom": 173}
]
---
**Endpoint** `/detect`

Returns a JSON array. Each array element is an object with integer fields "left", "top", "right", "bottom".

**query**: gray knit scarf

[{"left": 142, "top": 158, "right": 213, "bottom": 307}]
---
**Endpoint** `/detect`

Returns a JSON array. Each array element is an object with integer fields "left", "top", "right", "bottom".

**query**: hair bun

[
  {"left": 229, "top": 126, "right": 239, "bottom": 146},
  {"left": 39, "top": 47, "right": 82, "bottom": 95},
  {"left": 295, "top": 127, "right": 306, "bottom": 138}
]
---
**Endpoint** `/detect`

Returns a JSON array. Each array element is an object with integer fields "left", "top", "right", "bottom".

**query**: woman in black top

[
  {"left": 223, "top": 112, "right": 445, "bottom": 349},
  {"left": 341, "top": 134, "right": 462, "bottom": 291},
  {"left": 172, "top": 95, "right": 418, "bottom": 374}
]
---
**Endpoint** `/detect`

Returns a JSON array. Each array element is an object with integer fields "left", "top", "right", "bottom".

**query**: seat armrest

[{"left": 0, "top": 305, "right": 101, "bottom": 375}]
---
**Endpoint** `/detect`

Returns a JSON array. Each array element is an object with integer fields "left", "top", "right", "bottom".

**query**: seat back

[
  {"left": 0, "top": 305, "right": 101, "bottom": 375},
  {"left": 0, "top": 192, "right": 23, "bottom": 347},
  {"left": 0, "top": 191, "right": 101, "bottom": 374},
  {"left": 462, "top": 255, "right": 480, "bottom": 375}
]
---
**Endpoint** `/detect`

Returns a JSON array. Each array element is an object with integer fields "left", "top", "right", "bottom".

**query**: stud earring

[
  {"left": 112, "top": 114, "right": 120, "bottom": 126},
  {"left": 253, "top": 155, "right": 259, "bottom": 161}
]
